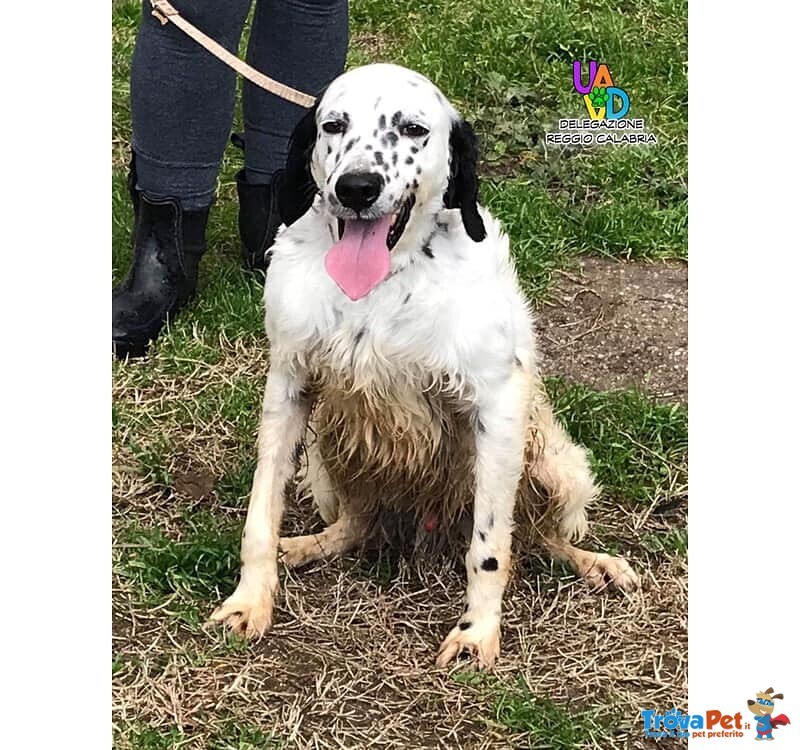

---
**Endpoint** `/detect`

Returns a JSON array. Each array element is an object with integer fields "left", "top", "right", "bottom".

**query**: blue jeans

[{"left": 130, "top": 0, "right": 348, "bottom": 208}]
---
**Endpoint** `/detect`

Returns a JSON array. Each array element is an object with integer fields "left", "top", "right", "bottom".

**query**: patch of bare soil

[
  {"left": 113, "top": 493, "right": 687, "bottom": 750},
  {"left": 537, "top": 258, "right": 687, "bottom": 403}
]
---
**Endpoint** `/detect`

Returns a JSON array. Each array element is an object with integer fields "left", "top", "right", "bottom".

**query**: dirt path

[{"left": 537, "top": 258, "right": 687, "bottom": 403}]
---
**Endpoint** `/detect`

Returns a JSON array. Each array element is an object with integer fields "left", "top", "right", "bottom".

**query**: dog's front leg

[
  {"left": 211, "top": 366, "right": 311, "bottom": 639},
  {"left": 436, "top": 369, "right": 530, "bottom": 669}
]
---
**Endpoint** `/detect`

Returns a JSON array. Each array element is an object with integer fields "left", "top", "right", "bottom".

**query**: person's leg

[
  {"left": 131, "top": 0, "right": 252, "bottom": 208},
  {"left": 113, "top": 0, "right": 251, "bottom": 358},
  {"left": 236, "top": 0, "right": 348, "bottom": 270}
]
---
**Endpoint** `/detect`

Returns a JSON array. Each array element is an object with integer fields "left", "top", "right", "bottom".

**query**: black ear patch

[
  {"left": 443, "top": 119, "right": 487, "bottom": 243},
  {"left": 277, "top": 96, "right": 323, "bottom": 226}
]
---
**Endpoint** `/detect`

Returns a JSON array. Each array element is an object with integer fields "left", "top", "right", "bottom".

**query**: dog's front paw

[
  {"left": 209, "top": 578, "right": 276, "bottom": 639},
  {"left": 436, "top": 615, "right": 501, "bottom": 670},
  {"left": 579, "top": 552, "right": 639, "bottom": 592}
]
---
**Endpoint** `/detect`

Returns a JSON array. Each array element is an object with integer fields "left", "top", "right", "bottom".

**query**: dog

[
  {"left": 747, "top": 688, "right": 790, "bottom": 741},
  {"left": 211, "top": 63, "right": 638, "bottom": 669}
]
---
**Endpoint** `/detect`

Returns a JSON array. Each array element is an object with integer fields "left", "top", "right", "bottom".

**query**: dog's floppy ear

[
  {"left": 277, "top": 97, "right": 322, "bottom": 226},
  {"left": 772, "top": 693, "right": 784, "bottom": 700},
  {"left": 443, "top": 118, "right": 486, "bottom": 243}
]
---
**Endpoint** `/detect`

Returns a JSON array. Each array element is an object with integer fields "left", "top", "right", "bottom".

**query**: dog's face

[
  {"left": 278, "top": 64, "right": 486, "bottom": 300},
  {"left": 747, "top": 689, "right": 783, "bottom": 716}
]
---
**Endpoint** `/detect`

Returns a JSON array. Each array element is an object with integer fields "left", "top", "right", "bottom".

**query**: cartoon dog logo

[{"left": 747, "top": 688, "right": 790, "bottom": 741}]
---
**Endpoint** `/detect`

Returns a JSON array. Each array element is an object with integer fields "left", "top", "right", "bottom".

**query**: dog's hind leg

[
  {"left": 297, "top": 433, "right": 339, "bottom": 525},
  {"left": 527, "top": 380, "right": 596, "bottom": 542},
  {"left": 524, "top": 379, "right": 639, "bottom": 591},
  {"left": 538, "top": 534, "right": 639, "bottom": 591},
  {"left": 279, "top": 509, "right": 369, "bottom": 568}
]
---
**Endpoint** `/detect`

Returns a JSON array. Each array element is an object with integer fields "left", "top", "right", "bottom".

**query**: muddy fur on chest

[{"left": 307, "top": 369, "right": 479, "bottom": 531}]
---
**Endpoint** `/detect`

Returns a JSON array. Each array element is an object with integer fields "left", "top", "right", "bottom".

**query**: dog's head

[
  {"left": 747, "top": 688, "right": 784, "bottom": 716},
  {"left": 278, "top": 64, "right": 486, "bottom": 300}
]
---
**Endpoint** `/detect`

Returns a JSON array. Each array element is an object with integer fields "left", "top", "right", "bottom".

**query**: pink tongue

[{"left": 325, "top": 216, "right": 393, "bottom": 300}]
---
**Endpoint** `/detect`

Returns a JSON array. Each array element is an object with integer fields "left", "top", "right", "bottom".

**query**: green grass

[
  {"left": 117, "top": 722, "right": 282, "bottom": 750},
  {"left": 547, "top": 379, "right": 687, "bottom": 506},
  {"left": 116, "top": 512, "right": 241, "bottom": 604},
  {"left": 453, "top": 673, "right": 611, "bottom": 749}
]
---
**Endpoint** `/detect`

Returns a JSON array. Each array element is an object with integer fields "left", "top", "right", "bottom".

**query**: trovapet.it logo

[
  {"left": 641, "top": 692, "right": 792, "bottom": 742},
  {"left": 641, "top": 708, "right": 747, "bottom": 741},
  {"left": 545, "top": 60, "right": 658, "bottom": 146}
]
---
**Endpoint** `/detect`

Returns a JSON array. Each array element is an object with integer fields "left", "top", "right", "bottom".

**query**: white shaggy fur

[{"left": 211, "top": 64, "right": 638, "bottom": 667}]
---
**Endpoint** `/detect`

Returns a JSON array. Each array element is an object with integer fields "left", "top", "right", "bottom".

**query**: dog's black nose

[{"left": 335, "top": 172, "right": 383, "bottom": 211}]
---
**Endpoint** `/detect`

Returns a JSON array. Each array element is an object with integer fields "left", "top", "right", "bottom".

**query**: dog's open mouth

[{"left": 326, "top": 196, "right": 415, "bottom": 301}]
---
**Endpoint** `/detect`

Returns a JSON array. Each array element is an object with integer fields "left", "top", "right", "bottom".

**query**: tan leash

[{"left": 150, "top": 0, "right": 317, "bottom": 108}]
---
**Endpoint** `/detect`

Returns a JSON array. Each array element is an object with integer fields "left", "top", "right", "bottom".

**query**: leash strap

[{"left": 150, "top": 0, "right": 317, "bottom": 108}]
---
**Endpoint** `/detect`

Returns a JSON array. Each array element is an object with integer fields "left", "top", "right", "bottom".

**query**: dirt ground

[{"left": 537, "top": 258, "right": 688, "bottom": 403}]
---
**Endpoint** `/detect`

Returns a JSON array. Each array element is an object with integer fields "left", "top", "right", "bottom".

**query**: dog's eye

[
  {"left": 399, "top": 123, "right": 429, "bottom": 138},
  {"left": 322, "top": 120, "right": 347, "bottom": 135}
]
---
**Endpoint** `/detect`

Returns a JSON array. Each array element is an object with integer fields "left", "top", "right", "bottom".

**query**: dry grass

[{"left": 113, "top": 334, "right": 686, "bottom": 750}]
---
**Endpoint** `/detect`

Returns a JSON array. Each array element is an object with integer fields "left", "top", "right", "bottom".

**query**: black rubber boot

[
  {"left": 235, "top": 168, "right": 284, "bottom": 273},
  {"left": 112, "top": 182, "right": 210, "bottom": 359},
  {"left": 231, "top": 133, "right": 283, "bottom": 273}
]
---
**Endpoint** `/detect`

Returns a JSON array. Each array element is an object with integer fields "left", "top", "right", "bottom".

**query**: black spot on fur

[
  {"left": 405, "top": 156, "right": 414, "bottom": 165},
  {"left": 373, "top": 129, "right": 378, "bottom": 137},
  {"left": 374, "top": 151, "right": 384, "bottom": 164},
  {"left": 514, "top": 355, "right": 522, "bottom": 368},
  {"left": 385, "top": 132, "right": 398, "bottom": 146},
  {"left": 366, "top": 143, "right": 373, "bottom": 150},
  {"left": 459, "top": 621, "right": 472, "bottom": 630},
  {"left": 354, "top": 327, "right": 366, "bottom": 344},
  {"left": 416, "top": 166, "right": 422, "bottom": 175},
  {"left": 403, "top": 292, "right": 412, "bottom": 304},
  {"left": 392, "top": 152, "right": 398, "bottom": 165},
  {"left": 412, "top": 179, "right": 419, "bottom": 189},
  {"left": 327, "top": 145, "right": 332, "bottom": 155},
  {"left": 342, "top": 112, "right": 350, "bottom": 123},
  {"left": 472, "top": 565, "right": 478, "bottom": 574},
  {"left": 434, "top": 91, "right": 443, "bottom": 103},
  {"left": 405, "top": 182, "right": 410, "bottom": 189},
  {"left": 482, "top": 557, "right": 498, "bottom": 571},
  {"left": 344, "top": 137, "right": 357, "bottom": 153},
  {"left": 422, "top": 245, "right": 434, "bottom": 258},
  {"left": 378, "top": 114, "right": 386, "bottom": 129},
  {"left": 411, "top": 146, "right": 419, "bottom": 153},
  {"left": 478, "top": 530, "right": 486, "bottom": 542},
  {"left": 383, "top": 163, "right": 390, "bottom": 172},
  {"left": 422, "top": 137, "right": 429, "bottom": 148},
  {"left": 391, "top": 111, "right": 403, "bottom": 127},
  {"left": 488, "top": 513, "right": 494, "bottom": 529}
]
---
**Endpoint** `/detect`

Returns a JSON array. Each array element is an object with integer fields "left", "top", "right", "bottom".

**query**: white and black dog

[{"left": 211, "top": 64, "right": 638, "bottom": 669}]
